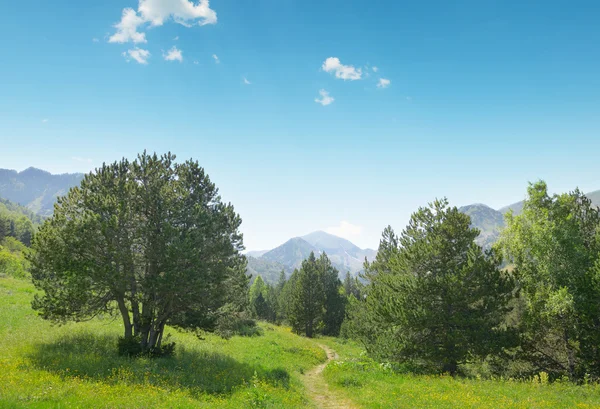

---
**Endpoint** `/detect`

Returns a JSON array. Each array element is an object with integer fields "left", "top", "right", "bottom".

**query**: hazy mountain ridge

[
  {"left": 251, "top": 231, "right": 376, "bottom": 283},
  {"left": 0, "top": 167, "right": 83, "bottom": 217},
  {"left": 461, "top": 190, "right": 600, "bottom": 249}
]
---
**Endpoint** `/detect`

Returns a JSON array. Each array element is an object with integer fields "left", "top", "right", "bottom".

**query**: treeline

[
  {"left": 0, "top": 198, "right": 39, "bottom": 278},
  {"left": 0, "top": 197, "right": 40, "bottom": 247},
  {"left": 248, "top": 253, "right": 360, "bottom": 338},
  {"left": 340, "top": 181, "right": 600, "bottom": 382}
]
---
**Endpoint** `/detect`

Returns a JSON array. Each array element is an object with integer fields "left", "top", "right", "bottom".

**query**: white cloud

[
  {"left": 138, "top": 0, "right": 217, "bottom": 27},
  {"left": 109, "top": 0, "right": 217, "bottom": 45},
  {"left": 109, "top": 8, "right": 147, "bottom": 44},
  {"left": 326, "top": 221, "right": 362, "bottom": 240},
  {"left": 314, "top": 89, "right": 334, "bottom": 106},
  {"left": 72, "top": 157, "right": 93, "bottom": 164},
  {"left": 163, "top": 46, "right": 183, "bottom": 62},
  {"left": 322, "top": 57, "right": 362, "bottom": 81},
  {"left": 42, "top": 118, "right": 49, "bottom": 123},
  {"left": 212, "top": 54, "right": 220, "bottom": 63},
  {"left": 377, "top": 78, "right": 391, "bottom": 88},
  {"left": 193, "top": 60, "right": 199, "bottom": 65},
  {"left": 372, "top": 66, "right": 379, "bottom": 72},
  {"left": 243, "top": 77, "right": 251, "bottom": 85},
  {"left": 122, "top": 47, "right": 151, "bottom": 64},
  {"left": 173, "top": 35, "right": 179, "bottom": 40},
  {"left": 92, "top": 37, "right": 100, "bottom": 43}
]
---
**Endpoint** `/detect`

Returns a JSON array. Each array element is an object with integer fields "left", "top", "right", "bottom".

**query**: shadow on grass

[{"left": 28, "top": 333, "right": 289, "bottom": 396}]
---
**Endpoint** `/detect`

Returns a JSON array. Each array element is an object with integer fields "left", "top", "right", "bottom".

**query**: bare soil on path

[{"left": 302, "top": 344, "right": 359, "bottom": 409}]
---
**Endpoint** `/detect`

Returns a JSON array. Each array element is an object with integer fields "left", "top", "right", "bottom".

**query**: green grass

[
  {"left": 319, "top": 337, "right": 600, "bottom": 409},
  {"left": 3, "top": 275, "right": 600, "bottom": 409},
  {"left": 0, "top": 277, "right": 325, "bottom": 408}
]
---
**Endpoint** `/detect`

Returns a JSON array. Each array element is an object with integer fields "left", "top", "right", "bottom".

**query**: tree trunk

[
  {"left": 565, "top": 330, "right": 576, "bottom": 379},
  {"left": 116, "top": 295, "right": 133, "bottom": 339},
  {"left": 156, "top": 322, "right": 165, "bottom": 349}
]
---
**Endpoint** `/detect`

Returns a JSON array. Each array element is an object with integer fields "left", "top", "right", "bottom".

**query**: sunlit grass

[
  {"left": 319, "top": 337, "right": 600, "bottom": 409},
  {"left": 0, "top": 277, "right": 325, "bottom": 408}
]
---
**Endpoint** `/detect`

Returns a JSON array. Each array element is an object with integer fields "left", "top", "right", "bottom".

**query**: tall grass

[
  {"left": 319, "top": 337, "right": 600, "bottom": 409},
  {"left": 0, "top": 277, "right": 325, "bottom": 408}
]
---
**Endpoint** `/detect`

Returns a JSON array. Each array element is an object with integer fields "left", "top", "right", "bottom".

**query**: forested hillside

[{"left": 0, "top": 167, "right": 83, "bottom": 216}]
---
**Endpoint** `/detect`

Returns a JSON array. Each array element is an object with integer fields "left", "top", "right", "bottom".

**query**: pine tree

[
  {"left": 288, "top": 252, "right": 325, "bottom": 337},
  {"left": 29, "top": 152, "right": 248, "bottom": 355},
  {"left": 318, "top": 253, "right": 345, "bottom": 336},
  {"left": 355, "top": 199, "right": 515, "bottom": 374}
]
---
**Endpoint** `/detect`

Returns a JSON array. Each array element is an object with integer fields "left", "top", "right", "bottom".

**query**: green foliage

[
  {"left": 318, "top": 254, "right": 346, "bottom": 336},
  {"left": 28, "top": 152, "right": 248, "bottom": 355},
  {"left": 349, "top": 199, "right": 516, "bottom": 375},
  {"left": 0, "top": 197, "right": 40, "bottom": 246},
  {"left": 285, "top": 252, "right": 345, "bottom": 337},
  {"left": 215, "top": 312, "right": 262, "bottom": 338},
  {"left": 0, "top": 237, "right": 30, "bottom": 278},
  {"left": 497, "top": 181, "right": 600, "bottom": 380},
  {"left": 288, "top": 252, "right": 325, "bottom": 337}
]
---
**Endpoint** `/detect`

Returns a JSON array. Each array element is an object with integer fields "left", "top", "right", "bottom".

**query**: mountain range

[
  {"left": 247, "top": 231, "right": 377, "bottom": 284},
  {"left": 1, "top": 167, "right": 598, "bottom": 283},
  {"left": 0, "top": 168, "right": 84, "bottom": 217}
]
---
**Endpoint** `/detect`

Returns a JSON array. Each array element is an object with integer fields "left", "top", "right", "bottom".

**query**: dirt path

[{"left": 302, "top": 344, "right": 358, "bottom": 409}]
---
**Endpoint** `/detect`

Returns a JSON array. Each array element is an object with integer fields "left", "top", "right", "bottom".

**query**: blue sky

[{"left": 1, "top": 0, "right": 600, "bottom": 251}]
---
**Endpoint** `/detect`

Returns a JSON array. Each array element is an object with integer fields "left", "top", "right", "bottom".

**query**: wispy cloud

[
  {"left": 122, "top": 47, "right": 151, "bottom": 64},
  {"left": 173, "top": 35, "right": 179, "bottom": 40},
  {"left": 326, "top": 221, "right": 362, "bottom": 240},
  {"left": 193, "top": 60, "right": 199, "bottom": 65},
  {"left": 163, "top": 46, "right": 183, "bottom": 62},
  {"left": 243, "top": 77, "right": 251, "bottom": 85},
  {"left": 372, "top": 66, "right": 379, "bottom": 72},
  {"left": 377, "top": 78, "right": 391, "bottom": 88},
  {"left": 109, "top": 8, "right": 147, "bottom": 44},
  {"left": 322, "top": 57, "right": 362, "bottom": 81},
  {"left": 42, "top": 118, "right": 49, "bottom": 123},
  {"left": 92, "top": 37, "right": 100, "bottom": 43},
  {"left": 72, "top": 156, "right": 93, "bottom": 164},
  {"left": 315, "top": 89, "right": 334, "bottom": 106},
  {"left": 212, "top": 54, "right": 220, "bottom": 64}
]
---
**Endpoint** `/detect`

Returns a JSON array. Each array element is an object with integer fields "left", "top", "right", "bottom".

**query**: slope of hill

[
  {"left": 0, "top": 197, "right": 44, "bottom": 226},
  {"left": 246, "top": 256, "right": 290, "bottom": 284},
  {"left": 261, "top": 237, "right": 318, "bottom": 270},
  {"left": 587, "top": 190, "right": 600, "bottom": 208},
  {"left": 0, "top": 168, "right": 83, "bottom": 217},
  {"left": 499, "top": 189, "right": 600, "bottom": 216},
  {"left": 249, "top": 231, "right": 376, "bottom": 283},
  {"left": 302, "top": 231, "right": 376, "bottom": 274},
  {"left": 458, "top": 204, "right": 505, "bottom": 249}
]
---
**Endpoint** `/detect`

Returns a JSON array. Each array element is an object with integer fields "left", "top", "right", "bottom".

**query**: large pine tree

[
  {"left": 356, "top": 199, "right": 515, "bottom": 374},
  {"left": 29, "top": 152, "right": 248, "bottom": 354},
  {"left": 288, "top": 252, "right": 325, "bottom": 337}
]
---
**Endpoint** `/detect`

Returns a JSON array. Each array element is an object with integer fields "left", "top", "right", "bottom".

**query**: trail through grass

[{"left": 301, "top": 344, "right": 357, "bottom": 409}]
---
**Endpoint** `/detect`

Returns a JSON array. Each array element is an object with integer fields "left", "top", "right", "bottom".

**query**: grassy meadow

[
  {"left": 0, "top": 277, "right": 325, "bottom": 408},
  {"left": 2, "top": 274, "right": 600, "bottom": 408},
  {"left": 320, "top": 337, "right": 600, "bottom": 409}
]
